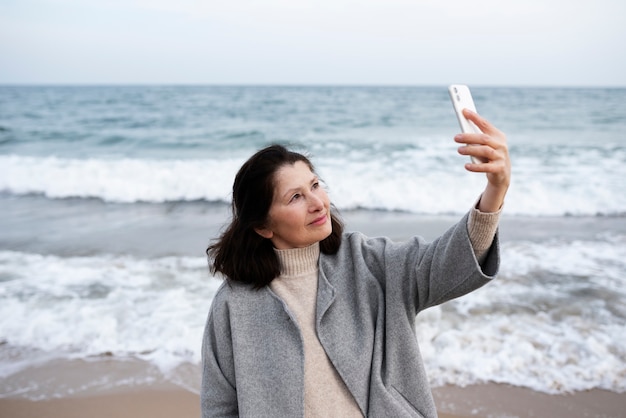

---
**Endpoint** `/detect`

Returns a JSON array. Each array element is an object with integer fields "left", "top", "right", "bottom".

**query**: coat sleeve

[
  {"left": 399, "top": 211, "right": 499, "bottom": 313},
  {"left": 201, "top": 284, "right": 239, "bottom": 418},
  {"left": 350, "top": 211, "right": 499, "bottom": 315}
]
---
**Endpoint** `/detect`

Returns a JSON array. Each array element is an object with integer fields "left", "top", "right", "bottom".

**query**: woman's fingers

[
  {"left": 463, "top": 108, "right": 496, "bottom": 135},
  {"left": 457, "top": 142, "right": 497, "bottom": 163},
  {"left": 453, "top": 110, "right": 511, "bottom": 188}
]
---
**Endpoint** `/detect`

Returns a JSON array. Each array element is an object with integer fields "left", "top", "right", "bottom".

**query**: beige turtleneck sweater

[
  {"left": 271, "top": 241, "right": 362, "bottom": 417},
  {"left": 269, "top": 207, "right": 500, "bottom": 417}
]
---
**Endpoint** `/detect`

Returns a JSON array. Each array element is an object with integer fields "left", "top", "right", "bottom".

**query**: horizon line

[{"left": 1, "top": 82, "right": 625, "bottom": 89}]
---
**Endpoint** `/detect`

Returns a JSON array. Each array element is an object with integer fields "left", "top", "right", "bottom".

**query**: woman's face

[{"left": 256, "top": 161, "right": 332, "bottom": 250}]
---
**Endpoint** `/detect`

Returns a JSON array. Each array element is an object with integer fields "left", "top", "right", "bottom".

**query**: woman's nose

[{"left": 308, "top": 193, "right": 324, "bottom": 211}]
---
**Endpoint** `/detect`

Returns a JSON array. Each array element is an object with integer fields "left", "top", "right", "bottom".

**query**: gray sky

[{"left": 1, "top": 0, "right": 625, "bottom": 86}]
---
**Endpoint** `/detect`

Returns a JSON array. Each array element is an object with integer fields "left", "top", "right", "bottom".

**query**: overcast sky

[{"left": 1, "top": 0, "right": 625, "bottom": 86}]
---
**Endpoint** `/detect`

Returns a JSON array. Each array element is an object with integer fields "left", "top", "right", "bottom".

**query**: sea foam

[
  {"left": 1, "top": 153, "right": 625, "bottom": 216},
  {"left": 1, "top": 235, "right": 625, "bottom": 395},
  {"left": 418, "top": 235, "right": 626, "bottom": 394}
]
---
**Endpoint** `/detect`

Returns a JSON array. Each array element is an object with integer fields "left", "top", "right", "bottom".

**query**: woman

[{"left": 203, "top": 109, "right": 511, "bottom": 418}]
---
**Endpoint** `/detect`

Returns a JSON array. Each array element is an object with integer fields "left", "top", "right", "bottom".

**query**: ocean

[{"left": 0, "top": 85, "right": 625, "bottom": 399}]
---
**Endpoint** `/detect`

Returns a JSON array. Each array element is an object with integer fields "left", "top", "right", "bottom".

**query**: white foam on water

[
  {"left": 0, "top": 251, "right": 222, "bottom": 381},
  {"left": 0, "top": 155, "right": 242, "bottom": 204},
  {"left": 418, "top": 235, "right": 626, "bottom": 394},
  {"left": 2, "top": 150, "right": 625, "bottom": 216},
  {"left": 1, "top": 235, "right": 625, "bottom": 396}
]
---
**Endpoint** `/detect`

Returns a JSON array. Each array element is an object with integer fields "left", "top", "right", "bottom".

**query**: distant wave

[
  {"left": 0, "top": 154, "right": 241, "bottom": 204},
  {"left": 1, "top": 154, "right": 625, "bottom": 216}
]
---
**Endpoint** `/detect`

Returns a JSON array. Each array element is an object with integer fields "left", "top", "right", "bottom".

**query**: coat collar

[{"left": 315, "top": 259, "right": 336, "bottom": 323}]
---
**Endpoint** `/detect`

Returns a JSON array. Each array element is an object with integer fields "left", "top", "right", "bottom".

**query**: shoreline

[
  {"left": 0, "top": 389, "right": 200, "bottom": 418},
  {"left": 3, "top": 354, "right": 623, "bottom": 417},
  {"left": 1, "top": 385, "right": 624, "bottom": 418},
  {"left": 1, "top": 352, "right": 624, "bottom": 418},
  {"left": 432, "top": 384, "right": 626, "bottom": 417}
]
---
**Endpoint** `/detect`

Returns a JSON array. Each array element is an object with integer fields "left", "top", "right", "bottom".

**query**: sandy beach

[
  {"left": 0, "top": 389, "right": 200, "bottom": 418},
  {"left": 1, "top": 382, "right": 624, "bottom": 418}
]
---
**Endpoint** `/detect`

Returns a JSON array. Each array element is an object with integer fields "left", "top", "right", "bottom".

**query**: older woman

[{"left": 203, "top": 109, "right": 511, "bottom": 418}]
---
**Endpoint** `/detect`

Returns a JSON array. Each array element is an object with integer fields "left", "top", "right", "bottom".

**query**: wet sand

[
  {"left": 1, "top": 384, "right": 624, "bottom": 418},
  {"left": 1, "top": 356, "right": 624, "bottom": 418}
]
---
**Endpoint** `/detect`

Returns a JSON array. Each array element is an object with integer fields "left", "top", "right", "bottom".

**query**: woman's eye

[
  {"left": 312, "top": 182, "right": 319, "bottom": 189},
  {"left": 290, "top": 193, "right": 301, "bottom": 202}
]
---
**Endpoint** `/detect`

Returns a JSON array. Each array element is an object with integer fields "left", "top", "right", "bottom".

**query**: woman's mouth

[{"left": 310, "top": 214, "right": 328, "bottom": 226}]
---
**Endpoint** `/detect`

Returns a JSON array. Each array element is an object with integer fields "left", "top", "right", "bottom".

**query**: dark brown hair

[{"left": 207, "top": 144, "right": 343, "bottom": 288}]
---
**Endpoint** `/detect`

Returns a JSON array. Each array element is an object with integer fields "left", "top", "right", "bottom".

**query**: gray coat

[{"left": 202, "top": 213, "right": 500, "bottom": 417}]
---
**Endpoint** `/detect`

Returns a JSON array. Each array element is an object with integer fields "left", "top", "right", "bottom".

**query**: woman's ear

[{"left": 254, "top": 227, "right": 273, "bottom": 239}]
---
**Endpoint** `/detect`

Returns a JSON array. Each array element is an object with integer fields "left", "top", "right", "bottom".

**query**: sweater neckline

[{"left": 274, "top": 242, "right": 320, "bottom": 277}]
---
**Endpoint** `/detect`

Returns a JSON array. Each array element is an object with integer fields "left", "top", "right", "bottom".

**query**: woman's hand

[{"left": 454, "top": 109, "right": 511, "bottom": 213}]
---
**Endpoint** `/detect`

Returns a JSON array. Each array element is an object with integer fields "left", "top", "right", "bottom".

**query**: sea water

[{"left": 0, "top": 85, "right": 625, "bottom": 398}]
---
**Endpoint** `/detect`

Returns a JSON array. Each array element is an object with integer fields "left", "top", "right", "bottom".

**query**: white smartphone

[{"left": 448, "top": 84, "right": 484, "bottom": 164}]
